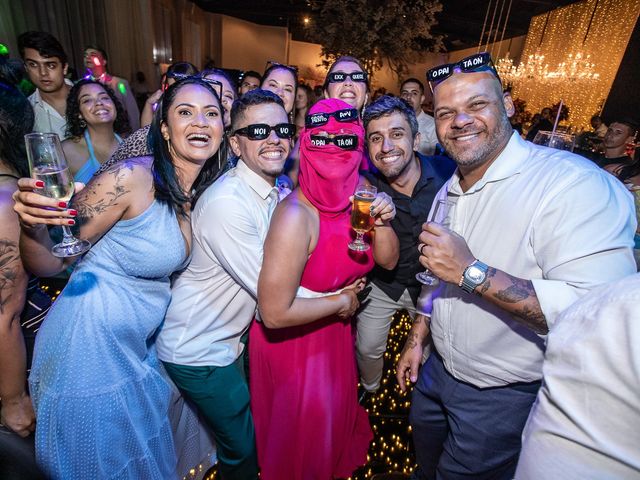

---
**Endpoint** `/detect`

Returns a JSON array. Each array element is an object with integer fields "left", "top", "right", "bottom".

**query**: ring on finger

[{"left": 419, "top": 244, "right": 428, "bottom": 256}]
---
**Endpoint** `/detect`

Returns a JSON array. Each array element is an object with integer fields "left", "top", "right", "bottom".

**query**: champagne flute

[
  {"left": 348, "top": 184, "right": 377, "bottom": 251},
  {"left": 24, "top": 133, "right": 91, "bottom": 257},
  {"left": 416, "top": 198, "right": 455, "bottom": 285}
]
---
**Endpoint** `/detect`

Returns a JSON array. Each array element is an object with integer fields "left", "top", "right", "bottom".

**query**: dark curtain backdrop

[{"left": 0, "top": 0, "right": 222, "bottom": 90}]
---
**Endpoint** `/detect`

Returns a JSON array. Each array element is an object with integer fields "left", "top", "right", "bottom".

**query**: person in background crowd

[
  {"left": 524, "top": 106, "right": 553, "bottom": 142},
  {"left": 239, "top": 70, "right": 262, "bottom": 96},
  {"left": 356, "top": 95, "right": 455, "bottom": 401},
  {"left": 397, "top": 52, "right": 636, "bottom": 480},
  {"left": 61, "top": 79, "right": 129, "bottom": 183},
  {"left": 18, "top": 31, "right": 72, "bottom": 140},
  {"left": 141, "top": 62, "right": 198, "bottom": 128},
  {"left": 598, "top": 119, "right": 638, "bottom": 174},
  {"left": 132, "top": 71, "right": 151, "bottom": 112},
  {"left": 200, "top": 68, "right": 238, "bottom": 130},
  {"left": 261, "top": 62, "right": 297, "bottom": 121},
  {"left": 293, "top": 83, "right": 315, "bottom": 134},
  {"left": 251, "top": 98, "right": 399, "bottom": 480},
  {"left": 591, "top": 114, "right": 608, "bottom": 138},
  {"left": 260, "top": 63, "right": 298, "bottom": 192},
  {"left": 400, "top": 78, "right": 438, "bottom": 155},
  {"left": 12, "top": 77, "right": 224, "bottom": 479},
  {"left": 84, "top": 45, "right": 140, "bottom": 130},
  {"left": 157, "top": 90, "right": 293, "bottom": 480},
  {"left": 515, "top": 273, "right": 640, "bottom": 479}
]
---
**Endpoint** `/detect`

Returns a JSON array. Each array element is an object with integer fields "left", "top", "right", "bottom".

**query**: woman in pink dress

[{"left": 250, "top": 98, "right": 399, "bottom": 479}]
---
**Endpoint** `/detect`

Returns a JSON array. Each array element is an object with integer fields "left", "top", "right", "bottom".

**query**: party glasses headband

[
  {"left": 234, "top": 123, "right": 296, "bottom": 140},
  {"left": 426, "top": 52, "right": 501, "bottom": 92},
  {"left": 265, "top": 60, "right": 299, "bottom": 74},
  {"left": 305, "top": 108, "right": 359, "bottom": 128},
  {"left": 326, "top": 71, "right": 368, "bottom": 84},
  {"left": 310, "top": 134, "right": 359, "bottom": 150},
  {"left": 164, "top": 73, "right": 223, "bottom": 98}
]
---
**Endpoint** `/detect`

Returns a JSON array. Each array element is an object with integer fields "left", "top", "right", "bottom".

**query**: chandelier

[{"left": 496, "top": 50, "right": 600, "bottom": 87}]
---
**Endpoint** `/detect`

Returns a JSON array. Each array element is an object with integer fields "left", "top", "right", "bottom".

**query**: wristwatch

[{"left": 459, "top": 259, "right": 489, "bottom": 293}]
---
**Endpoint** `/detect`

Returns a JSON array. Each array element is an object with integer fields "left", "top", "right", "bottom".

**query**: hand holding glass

[
  {"left": 24, "top": 133, "right": 91, "bottom": 257},
  {"left": 416, "top": 198, "right": 454, "bottom": 285},
  {"left": 349, "top": 185, "right": 377, "bottom": 252}
]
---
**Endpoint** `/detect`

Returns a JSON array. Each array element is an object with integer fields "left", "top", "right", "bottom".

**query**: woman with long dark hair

[
  {"left": 62, "top": 79, "right": 129, "bottom": 183},
  {"left": 12, "top": 78, "right": 224, "bottom": 479}
]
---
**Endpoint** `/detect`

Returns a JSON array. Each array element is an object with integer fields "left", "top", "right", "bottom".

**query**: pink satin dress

[{"left": 249, "top": 209, "right": 374, "bottom": 480}]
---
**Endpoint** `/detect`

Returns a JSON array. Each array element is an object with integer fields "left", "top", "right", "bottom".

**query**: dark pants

[
  {"left": 409, "top": 353, "right": 540, "bottom": 480},
  {"left": 163, "top": 355, "right": 258, "bottom": 480}
]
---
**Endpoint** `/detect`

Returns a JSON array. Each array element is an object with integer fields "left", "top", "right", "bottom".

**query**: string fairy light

[{"left": 506, "top": 0, "right": 640, "bottom": 130}]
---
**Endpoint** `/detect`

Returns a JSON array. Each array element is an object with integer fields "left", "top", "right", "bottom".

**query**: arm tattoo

[
  {"left": 0, "top": 239, "right": 20, "bottom": 314},
  {"left": 493, "top": 277, "right": 532, "bottom": 303},
  {"left": 72, "top": 160, "right": 139, "bottom": 224},
  {"left": 477, "top": 267, "right": 497, "bottom": 295},
  {"left": 402, "top": 332, "right": 419, "bottom": 352},
  {"left": 514, "top": 304, "right": 548, "bottom": 334}
]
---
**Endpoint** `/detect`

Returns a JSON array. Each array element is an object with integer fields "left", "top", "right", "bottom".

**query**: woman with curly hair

[{"left": 62, "top": 78, "right": 130, "bottom": 183}]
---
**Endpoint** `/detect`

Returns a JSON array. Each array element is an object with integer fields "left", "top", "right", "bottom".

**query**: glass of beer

[
  {"left": 416, "top": 198, "right": 455, "bottom": 285},
  {"left": 25, "top": 133, "right": 91, "bottom": 257},
  {"left": 348, "top": 184, "right": 377, "bottom": 251}
]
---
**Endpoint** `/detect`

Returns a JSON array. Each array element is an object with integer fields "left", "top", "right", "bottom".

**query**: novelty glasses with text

[
  {"left": 310, "top": 134, "right": 359, "bottom": 150},
  {"left": 233, "top": 123, "right": 296, "bottom": 140},
  {"left": 164, "top": 72, "right": 223, "bottom": 98},
  {"left": 305, "top": 108, "right": 359, "bottom": 128},
  {"left": 326, "top": 71, "right": 368, "bottom": 84},
  {"left": 426, "top": 52, "right": 501, "bottom": 92}
]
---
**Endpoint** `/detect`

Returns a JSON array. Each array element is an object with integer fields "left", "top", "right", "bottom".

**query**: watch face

[{"left": 467, "top": 265, "right": 486, "bottom": 282}]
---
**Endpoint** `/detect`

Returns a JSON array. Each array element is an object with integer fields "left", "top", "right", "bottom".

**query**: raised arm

[
  {"left": 0, "top": 185, "right": 33, "bottom": 437},
  {"left": 257, "top": 194, "right": 364, "bottom": 329},
  {"left": 14, "top": 157, "right": 152, "bottom": 277}
]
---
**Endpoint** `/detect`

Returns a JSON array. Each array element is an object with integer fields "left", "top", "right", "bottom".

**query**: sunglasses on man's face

[
  {"left": 326, "top": 71, "right": 368, "bottom": 84},
  {"left": 305, "top": 108, "right": 359, "bottom": 128},
  {"left": 234, "top": 123, "right": 296, "bottom": 140},
  {"left": 426, "top": 52, "right": 501, "bottom": 92},
  {"left": 310, "top": 134, "right": 359, "bottom": 150}
]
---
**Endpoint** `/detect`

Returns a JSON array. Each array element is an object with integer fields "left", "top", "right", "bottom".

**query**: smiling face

[
  {"left": 324, "top": 60, "right": 368, "bottom": 110},
  {"left": 160, "top": 83, "right": 225, "bottom": 166},
  {"left": 23, "top": 48, "right": 67, "bottom": 94},
  {"left": 262, "top": 68, "right": 296, "bottom": 114},
  {"left": 229, "top": 103, "right": 291, "bottom": 184},
  {"left": 366, "top": 111, "right": 419, "bottom": 180},
  {"left": 77, "top": 83, "right": 116, "bottom": 127},
  {"left": 433, "top": 71, "right": 513, "bottom": 172}
]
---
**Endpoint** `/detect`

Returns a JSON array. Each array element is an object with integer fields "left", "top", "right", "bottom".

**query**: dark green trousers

[{"left": 163, "top": 355, "right": 258, "bottom": 480}]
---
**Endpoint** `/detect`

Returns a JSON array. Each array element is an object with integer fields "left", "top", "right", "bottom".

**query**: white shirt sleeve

[
  {"left": 530, "top": 171, "right": 637, "bottom": 327},
  {"left": 197, "top": 192, "right": 264, "bottom": 299}
]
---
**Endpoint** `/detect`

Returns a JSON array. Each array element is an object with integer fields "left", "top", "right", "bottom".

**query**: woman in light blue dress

[
  {"left": 60, "top": 79, "right": 129, "bottom": 184},
  {"left": 13, "top": 78, "right": 225, "bottom": 479}
]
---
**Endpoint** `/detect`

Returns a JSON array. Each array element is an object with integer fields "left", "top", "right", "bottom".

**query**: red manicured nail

[
  {"left": 67, "top": 219, "right": 75, "bottom": 225},
  {"left": 58, "top": 201, "right": 68, "bottom": 208},
  {"left": 35, "top": 181, "right": 45, "bottom": 188},
  {"left": 68, "top": 209, "right": 77, "bottom": 216}
]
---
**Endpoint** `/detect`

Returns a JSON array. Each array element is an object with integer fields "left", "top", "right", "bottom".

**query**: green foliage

[{"left": 308, "top": 0, "right": 444, "bottom": 80}]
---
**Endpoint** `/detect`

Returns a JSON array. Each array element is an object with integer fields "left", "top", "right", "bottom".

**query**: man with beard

[
  {"left": 156, "top": 90, "right": 294, "bottom": 480},
  {"left": 18, "top": 31, "right": 72, "bottom": 140},
  {"left": 397, "top": 52, "right": 636, "bottom": 480},
  {"left": 356, "top": 95, "right": 455, "bottom": 400}
]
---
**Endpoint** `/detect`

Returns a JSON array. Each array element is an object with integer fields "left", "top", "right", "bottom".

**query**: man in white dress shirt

[
  {"left": 156, "top": 90, "right": 294, "bottom": 480},
  {"left": 400, "top": 78, "right": 438, "bottom": 156},
  {"left": 18, "top": 31, "right": 72, "bottom": 140},
  {"left": 396, "top": 52, "right": 637, "bottom": 480},
  {"left": 515, "top": 273, "right": 640, "bottom": 479}
]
